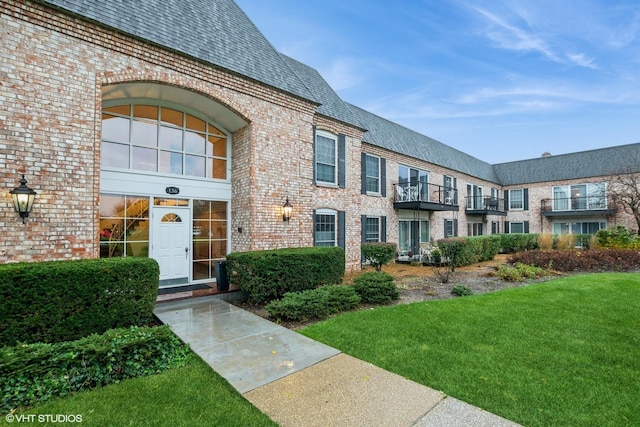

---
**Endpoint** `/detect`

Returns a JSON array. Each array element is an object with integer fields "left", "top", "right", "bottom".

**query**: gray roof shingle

[
  {"left": 348, "top": 104, "right": 501, "bottom": 183},
  {"left": 41, "top": 0, "right": 317, "bottom": 102},
  {"left": 493, "top": 143, "right": 640, "bottom": 185}
]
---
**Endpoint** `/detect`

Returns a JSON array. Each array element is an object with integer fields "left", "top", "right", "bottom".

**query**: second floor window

[
  {"left": 365, "top": 155, "right": 381, "bottom": 193},
  {"left": 509, "top": 189, "right": 524, "bottom": 210},
  {"left": 553, "top": 183, "right": 606, "bottom": 211},
  {"left": 315, "top": 130, "right": 337, "bottom": 184}
]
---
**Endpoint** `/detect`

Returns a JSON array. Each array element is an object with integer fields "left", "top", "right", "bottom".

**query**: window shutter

[
  {"left": 361, "top": 215, "right": 367, "bottom": 242},
  {"left": 454, "top": 219, "right": 458, "bottom": 237},
  {"left": 504, "top": 221, "right": 510, "bottom": 234},
  {"left": 338, "top": 134, "right": 346, "bottom": 188},
  {"left": 338, "top": 210, "right": 346, "bottom": 249},
  {"left": 380, "top": 157, "right": 387, "bottom": 197},
  {"left": 444, "top": 219, "right": 448, "bottom": 237},
  {"left": 524, "top": 221, "right": 530, "bottom": 233},
  {"left": 381, "top": 216, "right": 387, "bottom": 242},
  {"left": 360, "top": 153, "right": 367, "bottom": 194},
  {"left": 312, "top": 126, "right": 317, "bottom": 184},
  {"left": 453, "top": 177, "right": 458, "bottom": 204},
  {"left": 504, "top": 191, "right": 509, "bottom": 211},
  {"left": 312, "top": 209, "right": 317, "bottom": 245},
  {"left": 523, "top": 188, "right": 529, "bottom": 211}
]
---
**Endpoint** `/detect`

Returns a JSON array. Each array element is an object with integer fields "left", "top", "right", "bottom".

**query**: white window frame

[
  {"left": 364, "top": 216, "right": 381, "bottom": 243},
  {"left": 315, "top": 130, "right": 338, "bottom": 185},
  {"left": 365, "top": 154, "right": 381, "bottom": 194},
  {"left": 509, "top": 189, "right": 524, "bottom": 210},
  {"left": 314, "top": 208, "right": 337, "bottom": 246}
]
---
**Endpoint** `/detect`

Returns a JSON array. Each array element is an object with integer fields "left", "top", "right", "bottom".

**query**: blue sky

[{"left": 235, "top": 0, "right": 640, "bottom": 164}]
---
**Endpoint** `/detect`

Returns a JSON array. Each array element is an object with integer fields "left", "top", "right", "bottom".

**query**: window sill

[{"left": 316, "top": 182, "right": 339, "bottom": 189}]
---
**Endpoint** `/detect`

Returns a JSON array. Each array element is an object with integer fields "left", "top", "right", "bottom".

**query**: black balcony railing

[
  {"left": 393, "top": 182, "right": 458, "bottom": 206},
  {"left": 464, "top": 196, "right": 506, "bottom": 213},
  {"left": 541, "top": 196, "right": 617, "bottom": 216}
]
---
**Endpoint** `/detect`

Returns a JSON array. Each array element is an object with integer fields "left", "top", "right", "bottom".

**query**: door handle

[{"left": 185, "top": 247, "right": 188, "bottom": 259}]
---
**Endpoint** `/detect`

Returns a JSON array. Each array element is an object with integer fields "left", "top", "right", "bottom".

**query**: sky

[{"left": 235, "top": 0, "right": 640, "bottom": 164}]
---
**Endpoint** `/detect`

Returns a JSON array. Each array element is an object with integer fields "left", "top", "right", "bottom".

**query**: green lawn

[
  {"left": 12, "top": 353, "right": 277, "bottom": 427},
  {"left": 300, "top": 273, "right": 640, "bottom": 427}
]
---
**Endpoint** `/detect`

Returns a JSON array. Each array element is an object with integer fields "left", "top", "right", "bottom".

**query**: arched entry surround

[{"left": 99, "top": 82, "right": 248, "bottom": 287}]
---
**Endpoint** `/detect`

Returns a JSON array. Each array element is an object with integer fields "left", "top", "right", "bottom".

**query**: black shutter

[
  {"left": 312, "top": 126, "right": 317, "bottom": 184},
  {"left": 312, "top": 209, "right": 317, "bottom": 245},
  {"left": 381, "top": 216, "right": 387, "bottom": 242},
  {"left": 444, "top": 219, "right": 448, "bottom": 237},
  {"left": 523, "top": 188, "right": 529, "bottom": 211},
  {"left": 504, "top": 221, "right": 510, "bottom": 234},
  {"left": 380, "top": 157, "right": 387, "bottom": 197},
  {"left": 338, "top": 134, "right": 346, "bottom": 188},
  {"left": 504, "top": 190, "right": 509, "bottom": 211},
  {"left": 524, "top": 221, "right": 530, "bottom": 233},
  {"left": 361, "top": 153, "right": 367, "bottom": 194},
  {"left": 338, "top": 211, "right": 346, "bottom": 249},
  {"left": 454, "top": 219, "right": 458, "bottom": 237},
  {"left": 361, "top": 215, "right": 367, "bottom": 242}
]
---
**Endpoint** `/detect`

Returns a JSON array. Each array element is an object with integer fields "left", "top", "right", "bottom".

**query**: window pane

[
  {"left": 315, "top": 214, "right": 336, "bottom": 246},
  {"left": 208, "top": 123, "right": 224, "bottom": 136},
  {"left": 510, "top": 223, "right": 524, "bottom": 233},
  {"left": 160, "top": 107, "right": 183, "bottom": 127},
  {"left": 186, "top": 114, "right": 206, "bottom": 132},
  {"left": 210, "top": 158, "right": 227, "bottom": 179},
  {"left": 159, "top": 150, "right": 182, "bottom": 174},
  {"left": 133, "top": 105, "right": 158, "bottom": 120},
  {"left": 132, "top": 146, "right": 157, "bottom": 171},
  {"left": 102, "top": 115, "right": 130, "bottom": 143},
  {"left": 420, "top": 220, "right": 429, "bottom": 242},
  {"left": 208, "top": 135, "right": 227, "bottom": 157},
  {"left": 185, "top": 154, "right": 205, "bottom": 177},
  {"left": 132, "top": 120, "right": 158, "bottom": 147},
  {"left": 317, "top": 164, "right": 335, "bottom": 183},
  {"left": 316, "top": 135, "right": 336, "bottom": 183},
  {"left": 365, "top": 217, "right": 380, "bottom": 242},
  {"left": 185, "top": 131, "right": 206, "bottom": 154},
  {"left": 104, "top": 105, "right": 130, "bottom": 115},
  {"left": 159, "top": 126, "right": 182, "bottom": 151},
  {"left": 510, "top": 190, "right": 523, "bottom": 209},
  {"left": 101, "top": 141, "right": 130, "bottom": 169}
]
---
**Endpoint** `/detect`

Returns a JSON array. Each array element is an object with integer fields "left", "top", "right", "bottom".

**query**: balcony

[
  {"left": 465, "top": 196, "right": 507, "bottom": 216},
  {"left": 393, "top": 182, "right": 459, "bottom": 211},
  {"left": 540, "top": 196, "right": 617, "bottom": 217}
]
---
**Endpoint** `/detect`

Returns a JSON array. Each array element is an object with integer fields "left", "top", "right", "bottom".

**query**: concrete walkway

[{"left": 155, "top": 295, "right": 521, "bottom": 427}]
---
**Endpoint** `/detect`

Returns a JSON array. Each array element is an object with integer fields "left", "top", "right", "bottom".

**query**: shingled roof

[
  {"left": 348, "top": 104, "right": 501, "bottom": 183},
  {"left": 40, "top": 0, "right": 317, "bottom": 102},
  {"left": 493, "top": 143, "right": 640, "bottom": 186}
]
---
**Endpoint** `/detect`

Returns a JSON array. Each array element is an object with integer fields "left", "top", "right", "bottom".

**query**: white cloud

[{"left": 567, "top": 53, "right": 598, "bottom": 69}]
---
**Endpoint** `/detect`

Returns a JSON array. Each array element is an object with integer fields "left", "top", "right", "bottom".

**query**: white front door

[{"left": 152, "top": 206, "right": 190, "bottom": 287}]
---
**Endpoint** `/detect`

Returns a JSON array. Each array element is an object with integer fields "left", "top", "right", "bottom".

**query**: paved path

[{"left": 155, "top": 295, "right": 521, "bottom": 426}]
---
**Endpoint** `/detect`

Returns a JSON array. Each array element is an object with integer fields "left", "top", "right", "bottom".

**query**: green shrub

[
  {"left": 227, "top": 247, "right": 345, "bottom": 304},
  {"left": 436, "top": 235, "right": 500, "bottom": 269},
  {"left": 499, "top": 234, "right": 540, "bottom": 253},
  {"left": 497, "top": 263, "right": 548, "bottom": 282},
  {"left": 594, "top": 226, "right": 640, "bottom": 249},
  {"left": 352, "top": 271, "right": 399, "bottom": 304},
  {"left": 265, "top": 286, "right": 360, "bottom": 322},
  {"left": 0, "top": 258, "right": 159, "bottom": 346},
  {"left": 0, "top": 326, "right": 189, "bottom": 412},
  {"left": 451, "top": 285, "right": 473, "bottom": 297},
  {"left": 361, "top": 242, "right": 397, "bottom": 271}
]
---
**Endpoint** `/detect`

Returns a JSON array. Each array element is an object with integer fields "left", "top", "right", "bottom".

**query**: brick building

[{"left": 2, "top": 0, "right": 639, "bottom": 291}]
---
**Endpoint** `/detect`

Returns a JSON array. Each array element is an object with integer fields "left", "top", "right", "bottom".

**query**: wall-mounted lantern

[
  {"left": 282, "top": 197, "right": 293, "bottom": 222},
  {"left": 10, "top": 174, "right": 37, "bottom": 224}
]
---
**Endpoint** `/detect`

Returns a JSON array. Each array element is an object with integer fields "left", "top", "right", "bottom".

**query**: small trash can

[{"left": 215, "top": 260, "right": 229, "bottom": 291}]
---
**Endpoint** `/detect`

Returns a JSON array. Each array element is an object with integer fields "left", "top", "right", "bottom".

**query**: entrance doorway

[{"left": 152, "top": 206, "right": 190, "bottom": 287}]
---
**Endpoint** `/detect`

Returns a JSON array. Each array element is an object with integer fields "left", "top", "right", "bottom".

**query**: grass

[
  {"left": 300, "top": 273, "right": 640, "bottom": 427},
  {"left": 13, "top": 353, "right": 277, "bottom": 427}
]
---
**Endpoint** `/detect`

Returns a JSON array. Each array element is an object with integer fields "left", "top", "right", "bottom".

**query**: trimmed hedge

[
  {"left": 499, "top": 233, "right": 540, "bottom": 253},
  {"left": 0, "top": 258, "right": 160, "bottom": 347},
  {"left": 352, "top": 271, "right": 399, "bottom": 304},
  {"left": 227, "top": 247, "right": 345, "bottom": 304},
  {"left": 436, "top": 235, "right": 501, "bottom": 269},
  {"left": 0, "top": 325, "right": 189, "bottom": 412},
  {"left": 510, "top": 249, "right": 640, "bottom": 272},
  {"left": 265, "top": 285, "right": 361, "bottom": 322},
  {"left": 361, "top": 242, "right": 397, "bottom": 271}
]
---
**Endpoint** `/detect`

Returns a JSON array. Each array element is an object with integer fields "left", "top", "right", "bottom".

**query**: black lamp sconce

[
  {"left": 282, "top": 197, "right": 293, "bottom": 222},
  {"left": 10, "top": 174, "right": 37, "bottom": 224}
]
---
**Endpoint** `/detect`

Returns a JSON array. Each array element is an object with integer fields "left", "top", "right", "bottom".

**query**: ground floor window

[
  {"left": 553, "top": 221, "right": 606, "bottom": 235},
  {"left": 444, "top": 219, "right": 458, "bottom": 238},
  {"left": 365, "top": 217, "right": 381, "bottom": 242},
  {"left": 100, "top": 194, "right": 150, "bottom": 258},
  {"left": 399, "top": 219, "right": 429, "bottom": 257},
  {"left": 192, "top": 200, "right": 228, "bottom": 281},
  {"left": 314, "top": 210, "right": 337, "bottom": 246},
  {"left": 508, "top": 222, "right": 525, "bottom": 233},
  {"left": 468, "top": 222, "right": 484, "bottom": 236}
]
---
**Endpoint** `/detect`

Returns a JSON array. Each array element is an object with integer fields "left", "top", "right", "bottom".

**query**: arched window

[{"left": 101, "top": 104, "right": 228, "bottom": 180}]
